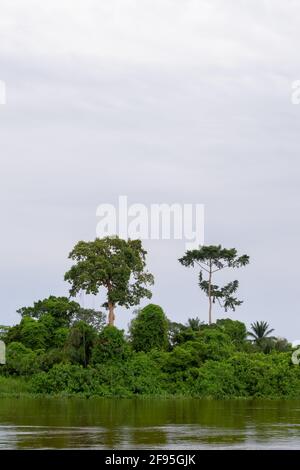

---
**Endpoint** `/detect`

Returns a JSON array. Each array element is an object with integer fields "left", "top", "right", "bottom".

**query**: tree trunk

[
  {"left": 108, "top": 301, "right": 115, "bottom": 326},
  {"left": 208, "top": 261, "right": 212, "bottom": 325}
]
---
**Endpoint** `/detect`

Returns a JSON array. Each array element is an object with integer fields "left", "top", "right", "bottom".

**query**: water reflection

[{"left": 0, "top": 398, "right": 299, "bottom": 449}]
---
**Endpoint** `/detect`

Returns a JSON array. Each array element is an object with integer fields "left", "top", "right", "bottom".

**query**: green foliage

[
  {"left": 0, "top": 325, "right": 10, "bottom": 340},
  {"left": 37, "top": 348, "right": 66, "bottom": 371},
  {"left": 274, "top": 337, "right": 291, "bottom": 352},
  {"left": 31, "top": 355, "right": 165, "bottom": 397},
  {"left": 216, "top": 318, "right": 248, "bottom": 349},
  {"left": 71, "top": 308, "right": 106, "bottom": 331},
  {"left": 53, "top": 327, "right": 69, "bottom": 348},
  {"left": 168, "top": 321, "right": 199, "bottom": 348},
  {"left": 91, "top": 326, "right": 130, "bottom": 364},
  {"left": 186, "top": 317, "right": 203, "bottom": 331},
  {"left": 17, "top": 316, "right": 49, "bottom": 350},
  {"left": 2, "top": 259, "right": 297, "bottom": 401},
  {"left": 0, "top": 376, "right": 32, "bottom": 395},
  {"left": 17, "top": 296, "right": 80, "bottom": 328},
  {"left": 31, "top": 364, "right": 107, "bottom": 396},
  {"left": 129, "top": 304, "right": 169, "bottom": 352},
  {"left": 191, "top": 360, "right": 239, "bottom": 398},
  {"left": 179, "top": 245, "right": 249, "bottom": 323},
  {"left": 195, "top": 329, "right": 236, "bottom": 361},
  {"left": 64, "top": 237, "right": 154, "bottom": 323},
  {"left": 65, "top": 321, "right": 96, "bottom": 367},
  {"left": 248, "top": 321, "right": 275, "bottom": 346},
  {"left": 4, "top": 342, "right": 40, "bottom": 376}
]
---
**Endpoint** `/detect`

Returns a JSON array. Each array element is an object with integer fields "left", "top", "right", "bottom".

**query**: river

[{"left": 0, "top": 397, "right": 299, "bottom": 449}]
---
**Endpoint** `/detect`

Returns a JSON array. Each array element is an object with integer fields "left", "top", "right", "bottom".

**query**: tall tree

[
  {"left": 179, "top": 245, "right": 249, "bottom": 324},
  {"left": 64, "top": 237, "right": 154, "bottom": 326}
]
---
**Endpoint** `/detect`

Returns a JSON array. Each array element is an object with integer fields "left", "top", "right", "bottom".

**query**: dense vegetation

[
  {"left": 0, "top": 298, "right": 297, "bottom": 399},
  {"left": 0, "top": 238, "right": 297, "bottom": 399}
]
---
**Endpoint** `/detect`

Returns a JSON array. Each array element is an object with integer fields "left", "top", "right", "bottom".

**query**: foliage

[
  {"left": 0, "top": 376, "right": 32, "bottom": 395},
  {"left": 4, "top": 342, "right": 41, "bottom": 376},
  {"left": 71, "top": 308, "right": 106, "bottom": 331},
  {"left": 216, "top": 318, "right": 248, "bottom": 349},
  {"left": 186, "top": 317, "right": 204, "bottom": 331},
  {"left": 179, "top": 245, "right": 249, "bottom": 323},
  {"left": 248, "top": 321, "right": 275, "bottom": 344},
  {"left": 168, "top": 321, "right": 198, "bottom": 348},
  {"left": 129, "top": 304, "right": 169, "bottom": 352},
  {"left": 65, "top": 321, "right": 97, "bottom": 367},
  {"left": 64, "top": 237, "right": 154, "bottom": 325},
  {"left": 17, "top": 296, "right": 80, "bottom": 328},
  {"left": 2, "top": 286, "right": 298, "bottom": 400},
  {"left": 30, "top": 355, "right": 165, "bottom": 397},
  {"left": 91, "top": 326, "right": 130, "bottom": 364}
]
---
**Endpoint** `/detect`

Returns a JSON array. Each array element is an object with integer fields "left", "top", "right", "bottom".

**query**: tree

[
  {"left": 129, "top": 304, "right": 169, "bottom": 352},
  {"left": 187, "top": 317, "right": 203, "bottom": 331},
  {"left": 17, "top": 316, "right": 49, "bottom": 351},
  {"left": 71, "top": 308, "right": 106, "bottom": 331},
  {"left": 179, "top": 245, "right": 249, "bottom": 324},
  {"left": 17, "top": 296, "right": 80, "bottom": 329},
  {"left": 248, "top": 321, "right": 275, "bottom": 348},
  {"left": 64, "top": 237, "right": 154, "bottom": 326}
]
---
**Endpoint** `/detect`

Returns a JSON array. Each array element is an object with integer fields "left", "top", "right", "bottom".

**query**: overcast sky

[{"left": 0, "top": 0, "right": 300, "bottom": 339}]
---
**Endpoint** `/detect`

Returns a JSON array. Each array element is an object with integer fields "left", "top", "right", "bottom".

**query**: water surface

[{"left": 0, "top": 398, "right": 299, "bottom": 449}]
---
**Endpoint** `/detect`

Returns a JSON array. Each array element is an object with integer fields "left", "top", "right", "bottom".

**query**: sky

[{"left": 0, "top": 0, "right": 300, "bottom": 339}]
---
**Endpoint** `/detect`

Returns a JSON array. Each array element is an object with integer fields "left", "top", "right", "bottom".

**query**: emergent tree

[
  {"left": 64, "top": 237, "right": 154, "bottom": 326},
  {"left": 179, "top": 245, "right": 249, "bottom": 324}
]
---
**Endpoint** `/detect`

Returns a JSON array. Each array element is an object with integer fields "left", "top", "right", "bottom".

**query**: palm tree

[
  {"left": 186, "top": 317, "right": 203, "bottom": 331},
  {"left": 248, "top": 321, "right": 275, "bottom": 345}
]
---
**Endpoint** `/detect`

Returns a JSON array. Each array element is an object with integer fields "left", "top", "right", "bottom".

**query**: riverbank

[{"left": 0, "top": 355, "right": 300, "bottom": 400}]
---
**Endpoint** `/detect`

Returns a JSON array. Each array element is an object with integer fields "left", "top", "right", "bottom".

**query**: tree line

[{"left": 0, "top": 237, "right": 297, "bottom": 399}]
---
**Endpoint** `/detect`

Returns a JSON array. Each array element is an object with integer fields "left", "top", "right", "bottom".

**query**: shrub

[
  {"left": 65, "top": 321, "right": 96, "bottom": 366},
  {"left": 216, "top": 318, "right": 247, "bottom": 348},
  {"left": 4, "top": 342, "right": 40, "bottom": 376},
  {"left": 129, "top": 304, "right": 169, "bottom": 352},
  {"left": 91, "top": 326, "right": 130, "bottom": 364}
]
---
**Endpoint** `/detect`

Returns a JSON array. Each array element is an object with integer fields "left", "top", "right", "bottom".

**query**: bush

[
  {"left": 129, "top": 304, "right": 169, "bottom": 352},
  {"left": 91, "top": 326, "right": 130, "bottom": 364},
  {"left": 65, "top": 321, "right": 96, "bottom": 366},
  {"left": 216, "top": 318, "right": 248, "bottom": 349},
  {"left": 191, "top": 361, "right": 239, "bottom": 398},
  {"left": 31, "top": 355, "right": 165, "bottom": 397},
  {"left": 4, "top": 342, "right": 40, "bottom": 376},
  {"left": 0, "top": 375, "right": 32, "bottom": 395},
  {"left": 191, "top": 329, "right": 236, "bottom": 362},
  {"left": 31, "top": 364, "right": 108, "bottom": 396}
]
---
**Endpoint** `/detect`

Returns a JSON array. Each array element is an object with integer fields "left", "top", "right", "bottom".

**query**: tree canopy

[{"left": 64, "top": 237, "right": 154, "bottom": 326}]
